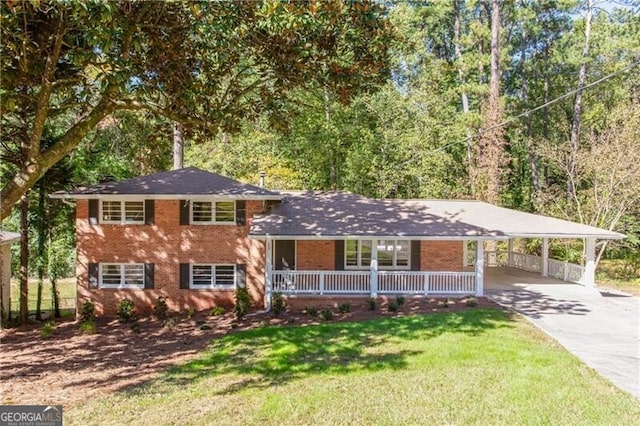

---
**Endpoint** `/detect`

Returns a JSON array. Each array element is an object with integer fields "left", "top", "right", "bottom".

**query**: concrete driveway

[{"left": 485, "top": 268, "right": 640, "bottom": 399}]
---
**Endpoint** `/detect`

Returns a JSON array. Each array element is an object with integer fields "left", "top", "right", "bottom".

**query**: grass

[
  {"left": 597, "top": 259, "right": 640, "bottom": 296},
  {"left": 66, "top": 309, "right": 640, "bottom": 425},
  {"left": 9, "top": 277, "right": 76, "bottom": 312}
]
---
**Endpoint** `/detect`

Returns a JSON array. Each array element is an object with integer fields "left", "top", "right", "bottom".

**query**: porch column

[
  {"left": 370, "top": 240, "right": 378, "bottom": 297},
  {"left": 265, "top": 238, "right": 273, "bottom": 310},
  {"left": 583, "top": 238, "right": 596, "bottom": 288},
  {"left": 542, "top": 238, "right": 549, "bottom": 276},
  {"left": 462, "top": 240, "right": 468, "bottom": 267},
  {"left": 507, "top": 238, "right": 514, "bottom": 266},
  {"left": 475, "top": 241, "right": 484, "bottom": 297}
]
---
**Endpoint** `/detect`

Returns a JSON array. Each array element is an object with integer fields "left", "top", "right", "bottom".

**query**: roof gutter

[{"left": 49, "top": 193, "right": 284, "bottom": 201}]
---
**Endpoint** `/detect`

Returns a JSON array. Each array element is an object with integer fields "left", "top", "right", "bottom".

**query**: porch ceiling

[{"left": 249, "top": 192, "right": 623, "bottom": 241}]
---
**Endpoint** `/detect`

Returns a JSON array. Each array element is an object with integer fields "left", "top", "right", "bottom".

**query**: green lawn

[
  {"left": 67, "top": 309, "right": 640, "bottom": 425},
  {"left": 9, "top": 278, "right": 76, "bottom": 312}
]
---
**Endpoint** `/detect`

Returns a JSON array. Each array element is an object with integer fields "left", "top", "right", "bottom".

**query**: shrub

[
  {"left": 396, "top": 295, "right": 405, "bottom": 306},
  {"left": 40, "top": 320, "right": 55, "bottom": 339},
  {"left": 80, "top": 300, "right": 96, "bottom": 323},
  {"left": 338, "top": 302, "right": 351, "bottom": 313},
  {"left": 387, "top": 301, "right": 399, "bottom": 312},
  {"left": 130, "top": 320, "right": 140, "bottom": 334},
  {"left": 186, "top": 306, "right": 195, "bottom": 318},
  {"left": 318, "top": 309, "right": 333, "bottom": 321},
  {"left": 367, "top": 298, "right": 376, "bottom": 311},
  {"left": 305, "top": 306, "right": 318, "bottom": 317},
  {"left": 199, "top": 324, "right": 212, "bottom": 330},
  {"left": 153, "top": 296, "right": 169, "bottom": 320},
  {"left": 163, "top": 317, "right": 178, "bottom": 329},
  {"left": 210, "top": 306, "right": 226, "bottom": 316},
  {"left": 117, "top": 299, "right": 136, "bottom": 323},
  {"left": 271, "top": 292, "right": 287, "bottom": 317},
  {"left": 465, "top": 297, "right": 478, "bottom": 307},
  {"left": 235, "top": 287, "right": 251, "bottom": 320},
  {"left": 79, "top": 320, "right": 97, "bottom": 335}
]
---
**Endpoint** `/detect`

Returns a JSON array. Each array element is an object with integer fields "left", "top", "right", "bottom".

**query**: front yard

[{"left": 60, "top": 308, "right": 639, "bottom": 425}]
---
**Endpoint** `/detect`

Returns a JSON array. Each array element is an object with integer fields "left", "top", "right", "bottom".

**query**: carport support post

[
  {"left": 542, "top": 238, "right": 549, "bottom": 277},
  {"left": 265, "top": 238, "right": 273, "bottom": 310},
  {"left": 475, "top": 241, "right": 484, "bottom": 297},
  {"left": 583, "top": 238, "right": 596, "bottom": 288},
  {"left": 507, "top": 238, "right": 514, "bottom": 266}
]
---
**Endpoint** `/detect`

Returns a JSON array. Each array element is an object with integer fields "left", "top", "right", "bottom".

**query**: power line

[{"left": 398, "top": 59, "right": 640, "bottom": 168}]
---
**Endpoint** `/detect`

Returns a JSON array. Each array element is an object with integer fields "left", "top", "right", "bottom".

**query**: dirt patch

[{"left": 0, "top": 297, "right": 497, "bottom": 408}]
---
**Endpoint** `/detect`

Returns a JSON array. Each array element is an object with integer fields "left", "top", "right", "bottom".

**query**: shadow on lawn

[{"left": 127, "top": 308, "right": 513, "bottom": 396}]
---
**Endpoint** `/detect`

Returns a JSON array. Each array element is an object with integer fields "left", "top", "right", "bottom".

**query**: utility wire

[{"left": 398, "top": 59, "right": 640, "bottom": 167}]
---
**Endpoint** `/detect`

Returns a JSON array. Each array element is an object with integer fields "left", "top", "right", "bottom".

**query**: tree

[{"left": 0, "top": 0, "right": 392, "bottom": 220}]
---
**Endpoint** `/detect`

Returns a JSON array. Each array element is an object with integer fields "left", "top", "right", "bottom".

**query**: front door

[{"left": 274, "top": 240, "right": 296, "bottom": 270}]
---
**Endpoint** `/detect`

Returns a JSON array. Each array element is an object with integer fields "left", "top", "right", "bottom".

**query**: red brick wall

[
  {"left": 76, "top": 199, "right": 266, "bottom": 315},
  {"left": 420, "top": 241, "right": 464, "bottom": 271},
  {"left": 296, "top": 241, "right": 336, "bottom": 270}
]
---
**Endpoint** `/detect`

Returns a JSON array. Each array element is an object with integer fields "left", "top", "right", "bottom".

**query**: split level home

[{"left": 50, "top": 167, "right": 623, "bottom": 315}]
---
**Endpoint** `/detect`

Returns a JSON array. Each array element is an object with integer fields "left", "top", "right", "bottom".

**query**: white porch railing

[
  {"left": 478, "top": 250, "right": 586, "bottom": 285},
  {"left": 271, "top": 270, "right": 476, "bottom": 296}
]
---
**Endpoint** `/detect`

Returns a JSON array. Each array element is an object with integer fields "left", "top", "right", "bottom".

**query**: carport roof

[{"left": 249, "top": 192, "right": 624, "bottom": 240}]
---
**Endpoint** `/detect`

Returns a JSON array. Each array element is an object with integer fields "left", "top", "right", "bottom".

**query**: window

[
  {"left": 191, "top": 201, "right": 235, "bottom": 224},
  {"left": 345, "top": 240, "right": 410, "bottom": 270},
  {"left": 190, "top": 264, "right": 236, "bottom": 289},
  {"left": 99, "top": 263, "right": 144, "bottom": 288},
  {"left": 100, "top": 200, "right": 144, "bottom": 224}
]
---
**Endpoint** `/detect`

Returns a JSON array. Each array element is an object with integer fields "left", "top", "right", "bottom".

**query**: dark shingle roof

[
  {"left": 51, "top": 167, "right": 281, "bottom": 199},
  {"left": 250, "top": 191, "right": 502, "bottom": 239}
]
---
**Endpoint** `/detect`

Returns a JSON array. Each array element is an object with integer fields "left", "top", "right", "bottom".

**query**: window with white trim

[
  {"left": 345, "top": 239, "right": 410, "bottom": 270},
  {"left": 99, "top": 263, "right": 145, "bottom": 288},
  {"left": 191, "top": 201, "right": 235, "bottom": 224},
  {"left": 100, "top": 200, "right": 145, "bottom": 224},
  {"left": 190, "top": 264, "right": 236, "bottom": 289}
]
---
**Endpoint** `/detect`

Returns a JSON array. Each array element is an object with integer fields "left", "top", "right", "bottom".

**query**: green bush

[
  {"left": 186, "top": 306, "right": 195, "bottom": 318},
  {"left": 387, "top": 301, "right": 399, "bottom": 312},
  {"left": 80, "top": 300, "right": 96, "bottom": 323},
  {"left": 305, "top": 306, "right": 318, "bottom": 317},
  {"left": 79, "top": 320, "right": 97, "bottom": 334},
  {"left": 338, "top": 302, "right": 351, "bottom": 313},
  {"left": 210, "top": 306, "right": 226, "bottom": 316},
  {"left": 318, "top": 309, "right": 333, "bottom": 321},
  {"left": 117, "top": 299, "right": 136, "bottom": 323},
  {"left": 271, "top": 292, "right": 287, "bottom": 317},
  {"left": 367, "top": 298, "right": 376, "bottom": 311},
  {"left": 40, "top": 320, "right": 55, "bottom": 339},
  {"left": 153, "top": 296, "right": 169, "bottom": 320},
  {"left": 130, "top": 320, "right": 140, "bottom": 333},
  {"left": 396, "top": 295, "right": 405, "bottom": 306},
  {"left": 235, "top": 287, "right": 251, "bottom": 320}
]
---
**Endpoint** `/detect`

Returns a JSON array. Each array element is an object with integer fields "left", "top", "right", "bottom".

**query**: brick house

[{"left": 51, "top": 167, "right": 623, "bottom": 315}]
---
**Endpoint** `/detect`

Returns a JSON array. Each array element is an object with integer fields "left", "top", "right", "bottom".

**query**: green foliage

[
  {"left": 79, "top": 320, "right": 97, "bottom": 335},
  {"left": 387, "top": 301, "right": 399, "bottom": 312},
  {"left": 235, "top": 287, "right": 251, "bottom": 320},
  {"left": 186, "top": 307, "right": 196, "bottom": 319},
  {"left": 79, "top": 300, "right": 96, "bottom": 323},
  {"left": 318, "top": 309, "right": 334, "bottom": 321},
  {"left": 153, "top": 296, "right": 169, "bottom": 320},
  {"left": 367, "top": 298, "right": 376, "bottom": 311},
  {"left": 465, "top": 297, "right": 478, "bottom": 308},
  {"left": 437, "top": 299, "right": 450, "bottom": 308},
  {"left": 210, "top": 306, "right": 226, "bottom": 316},
  {"left": 117, "top": 299, "right": 136, "bottom": 323},
  {"left": 304, "top": 306, "right": 318, "bottom": 317},
  {"left": 338, "top": 303, "right": 351, "bottom": 314},
  {"left": 40, "top": 320, "right": 55, "bottom": 339},
  {"left": 271, "top": 292, "right": 286, "bottom": 317},
  {"left": 395, "top": 296, "right": 405, "bottom": 306}
]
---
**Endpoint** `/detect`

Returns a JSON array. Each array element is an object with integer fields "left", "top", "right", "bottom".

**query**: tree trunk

[
  {"left": 454, "top": 0, "right": 475, "bottom": 196},
  {"left": 19, "top": 193, "right": 29, "bottom": 324},
  {"left": 173, "top": 121, "right": 184, "bottom": 170},
  {"left": 35, "top": 183, "right": 46, "bottom": 321},
  {"left": 567, "top": 0, "right": 593, "bottom": 199}
]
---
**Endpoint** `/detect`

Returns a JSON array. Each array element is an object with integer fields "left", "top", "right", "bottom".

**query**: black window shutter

[
  {"left": 179, "top": 263, "right": 190, "bottom": 289},
  {"left": 236, "top": 200, "right": 246, "bottom": 225},
  {"left": 144, "top": 200, "right": 155, "bottom": 225},
  {"left": 411, "top": 240, "right": 421, "bottom": 271},
  {"left": 236, "top": 263, "right": 246, "bottom": 287},
  {"left": 179, "top": 200, "right": 189, "bottom": 225},
  {"left": 144, "top": 263, "right": 154, "bottom": 289},
  {"left": 88, "top": 263, "right": 99, "bottom": 288},
  {"left": 89, "top": 200, "right": 99, "bottom": 225},
  {"left": 335, "top": 240, "right": 345, "bottom": 270}
]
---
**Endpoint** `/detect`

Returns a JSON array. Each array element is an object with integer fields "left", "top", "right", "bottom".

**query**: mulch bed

[{"left": 0, "top": 296, "right": 497, "bottom": 408}]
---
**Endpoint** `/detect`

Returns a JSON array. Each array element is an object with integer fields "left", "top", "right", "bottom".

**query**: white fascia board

[
  {"left": 248, "top": 234, "right": 508, "bottom": 241},
  {"left": 503, "top": 232, "right": 625, "bottom": 240},
  {"left": 49, "top": 193, "right": 283, "bottom": 201}
]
